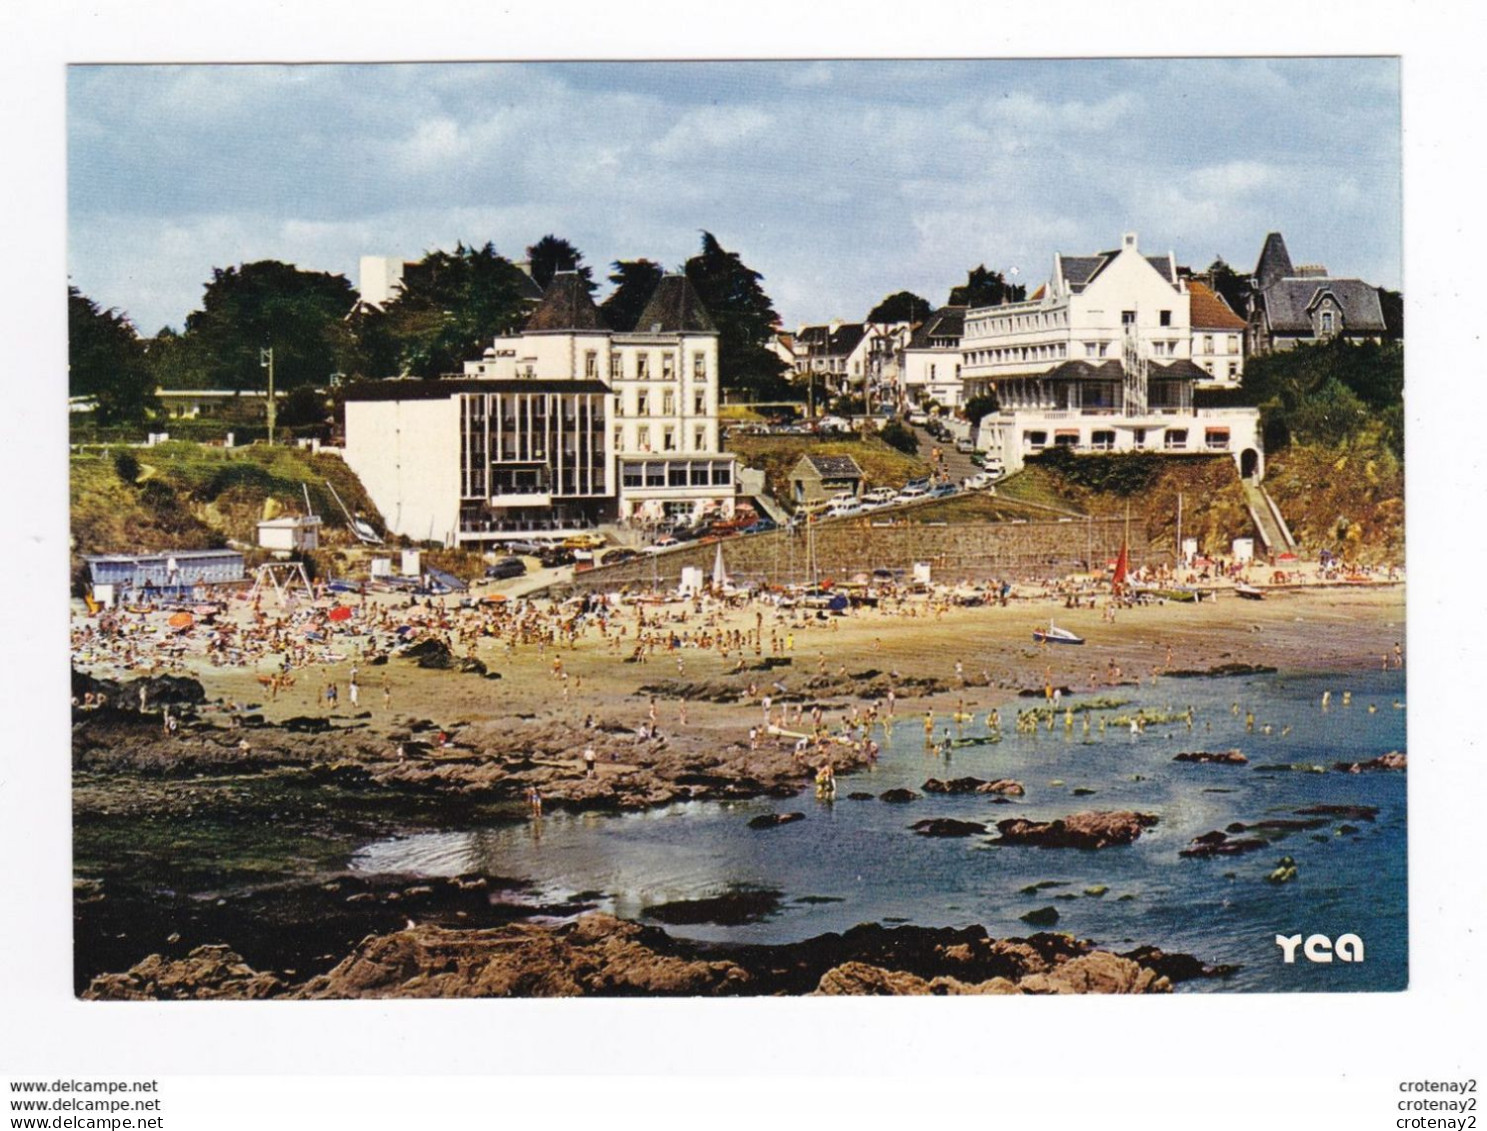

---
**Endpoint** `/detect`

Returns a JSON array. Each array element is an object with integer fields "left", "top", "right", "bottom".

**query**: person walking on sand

[
  {"left": 348, "top": 677, "right": 359, "bottom": 708},
  {"left": 584, "top": 746, "right": 596, "bottom": 778}
]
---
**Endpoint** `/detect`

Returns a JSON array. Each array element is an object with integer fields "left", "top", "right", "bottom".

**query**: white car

[
  {"left": 896, "top": 484, "right": 929, "bottom": 502},
  {"left": 962, "top": 472, "right": 998, "bottom": 491},
  {"left": 862, "top": 487, "right": 897, "bottom": 505}
]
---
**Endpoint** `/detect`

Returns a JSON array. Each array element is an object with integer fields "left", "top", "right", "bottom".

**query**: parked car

[
  {"left": 862, "top": 487, "right": 897, "bottom": 506},
  {"left": 928, "top": 483, "right": 958, "bottom": 499},
  {"left": 740, "top": 517, "right": 777, "bottom": 535},
  {"left": 485, "top": 556, "right": 527, "bottom": 579},
  {"left": 955, "top": 438, "right": 976, "bottom": 453},
  {"left": 599, "top": 547, "right": 640, "bottom": 566},
  {"left": 538, "top": 547, "right": 576, "bottom": 568},
  {"left": 896, "top": 484, "right": 929, "bottom": 502},
  {"left": 563, "top": 532, "right": 606, "bottom": 550},
  {"left": 503, "top": 540, "right": 545, "bottom": 556},
  {"left": 907, "top": 410, "right": 929, "bottom": 426},
  {"left": 962, "top": 471, "right": 998, "bottom": 491}
]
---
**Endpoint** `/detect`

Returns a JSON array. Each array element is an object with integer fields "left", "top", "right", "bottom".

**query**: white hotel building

[
  {"left": 343, "top": 272, "right": 735, "bottom": 545},
  {"left": 960, "top": 234, "right": 1263, "bottom": 479}
]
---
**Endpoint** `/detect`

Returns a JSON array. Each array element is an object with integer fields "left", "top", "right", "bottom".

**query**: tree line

[{"left": 69, "top": 231, "right": 801, "bottom": 422}]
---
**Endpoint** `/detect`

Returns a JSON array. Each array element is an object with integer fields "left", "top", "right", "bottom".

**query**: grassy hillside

[
  {"left": 988, "top": 453, "right": 1252, "bottom": 560},
  {"left": 1261, "top": 440, "right": 1403, "bottom": 563},
  {"left": 728, "top": 435, "right": 931, "bottom": 505},
  {"left": 71, "top": 442, "right": 385, "bottom": 578}
]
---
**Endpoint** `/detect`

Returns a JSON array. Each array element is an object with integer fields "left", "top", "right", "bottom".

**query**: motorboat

[
  {"left": 1033, "top": 621, "right": 1085, "bottom": 645},
  {"left": 1234, "top": 582, "right": 1265, "bottom": 600}
]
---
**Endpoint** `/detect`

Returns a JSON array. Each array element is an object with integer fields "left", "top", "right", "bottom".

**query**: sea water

[{"left": 351, "top": 668, "right": 1407, "bottom": 993}]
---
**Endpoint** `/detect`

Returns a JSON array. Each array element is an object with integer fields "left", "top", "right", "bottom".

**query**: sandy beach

[{"left": 70, "top": 576, "right": 1406, "bottom": 997}]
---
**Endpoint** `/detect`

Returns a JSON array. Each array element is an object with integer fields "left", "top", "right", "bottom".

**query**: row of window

[
  {"left": 1193, "top": 335, "right": 1242, "bottom": 354},
  {"left": 591, "top": 350, "right": 709, "bottom": 382},
  {"left": 966, "top": 307, "right": 1069, "bottom": 337},
  {"left": 619, "top": 424, "right": 713, "bottom": 454},
  {"left": 616, "top": 390, "right": 709, "bottom": 417},
  {"left": 620, "top": 459, "right": 734, "bottom": 489},
  {"left": 965, "top": 342, "right": 1071, "bottom": 367},
  {"left": 1022, "top": 427, "right": 1231, "bottom": 451}
]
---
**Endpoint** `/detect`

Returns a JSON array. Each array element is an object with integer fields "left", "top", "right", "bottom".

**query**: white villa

[
  {"left": 343, "top": 271, "right": 735, "bottom": 544},
  {"left": 901, "top": 306, "right": 967, "bottom": 409},
  {"left": 959, "top": 233, "right": 1263, "bottom": 479}
]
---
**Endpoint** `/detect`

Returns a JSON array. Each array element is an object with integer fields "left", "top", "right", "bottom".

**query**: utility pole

[
  {"left": 261, "top": 347, "right": 276, "bottom": 446},
  {"left": 1176, "top": 491, "right": 1184, "bottom": 566}
]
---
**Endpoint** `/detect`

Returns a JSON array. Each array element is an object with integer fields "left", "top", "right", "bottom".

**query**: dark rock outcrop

[
  {"left": 995, "top": 810, "right": 1158, "bottom": 849},
  {"left": 1179, "top": 830, "right": 1268, "bottom": 858},
  {"left": 748, "top": 812, "right": 805, "bottom": 830},
  {"left": 910, "top": 818, "right": 987, "bottom": 838},
  {"left": 1334, "top": 752, "right": 1406, "bottom": 773},
  {"left": 923, "top": 776, "right": 1025, "bottom": 797},
  {"left": 879, "top": 788, "right": 920, "bottom": 803},
  {"left": 1174, "top": 749, "right": 1248, "bottom": 765}
]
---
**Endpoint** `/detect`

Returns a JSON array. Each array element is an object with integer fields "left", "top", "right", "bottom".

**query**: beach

[{"left": 71, "top": 575, "right": 1406, "bottom": 997}]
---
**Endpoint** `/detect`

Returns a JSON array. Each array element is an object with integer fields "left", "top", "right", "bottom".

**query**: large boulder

[
  {"left": 995, "top": 810, "right": 1158, "bottom": 849},
  {"left": 83, "top": 945, "right": 285, "bottom": 1001},
  {"left": 295, "top": 915, "right": 751, "bottom": 998},
  {"left": 910, "top": 818, "right": 987, "bottom": 838}
]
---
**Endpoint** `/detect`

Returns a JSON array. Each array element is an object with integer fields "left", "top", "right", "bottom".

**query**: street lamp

[{"left": 260, "top": 347, "right": 276, "bottom": 446}]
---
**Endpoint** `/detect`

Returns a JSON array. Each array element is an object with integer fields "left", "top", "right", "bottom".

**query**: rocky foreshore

[
  {"left": 83, "top": 912, "right": 1234, "bottom": 999},
  {"left": 71, "top": 671, "right": 874, "bottom": 816}
]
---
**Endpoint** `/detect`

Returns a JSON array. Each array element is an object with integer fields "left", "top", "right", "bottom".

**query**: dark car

[
  {"left": 741, "top": 517, "right": 778, "bottom": 535},
  {"left": 600, "top": 547, "right": 640, "bottom": 567},
  {"left": 485, "top": 556, "right": 527, "bottom": 579},
  {"left": 538, "top": 547, "right": 576, "bottom": 568}
]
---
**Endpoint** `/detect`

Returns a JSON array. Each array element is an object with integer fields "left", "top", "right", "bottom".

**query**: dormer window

[{"left": 1321, "top": 310, "right": 1335, "bottom": 335}]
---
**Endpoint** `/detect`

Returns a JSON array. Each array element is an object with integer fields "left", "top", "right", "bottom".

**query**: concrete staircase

[{"left": 1242, "top": 480, "right": 1297, "bottom": 554}]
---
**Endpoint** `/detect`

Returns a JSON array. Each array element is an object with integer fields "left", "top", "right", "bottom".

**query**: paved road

[{"left": 909, "top": 423, "right": 980, "bottom": 484}]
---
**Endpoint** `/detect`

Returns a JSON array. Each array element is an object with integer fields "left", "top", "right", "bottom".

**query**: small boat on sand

[
  {"left": 1234, "top": 583, "right": 1265, "bottom": 600},
  {"left": 1033, "top": 622, "right": 1085, "bottom": 646}
]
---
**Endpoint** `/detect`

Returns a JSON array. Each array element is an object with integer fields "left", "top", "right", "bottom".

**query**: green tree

[
  {"left": 68, "top": 286, "right": 156, "bottom": 424},
  {"left": 1240, "top": 338, "right": 1403, "bottom": 455},
  {"left": 526, "top": 234, "right": 595, "bottom": 293},
  {"left": 600, "top": 258, "right": 664, "bottom": 331},
  {"left": 179, "top": 261, "right": 357, "bottom": 392},
  {"left": 880, "top": 419, "right": 920, "bottom": 455},
  {"left": 381, "top": 243, "right": 533, "bottom": 377},
  {"left": 1377, "top": 288, "right": 1404, "bottom": 340},
  {"left": 684, "top": 231, "right": 790, "bottom": 400},
  {"left": 1204, "top": 258, "right": 1252, "bottom": 320},
  {"left": 867, "top": 291, "right": 931, "bottom": 323},
  {"left": 962, "top": 393, "right": 1000, "bottom": 426},
  {"left": 948, "top": 266, "right": 1025, "bottom": 308},
  {"left": 142, "top": 326, "right": 208, "bottom": 391}
]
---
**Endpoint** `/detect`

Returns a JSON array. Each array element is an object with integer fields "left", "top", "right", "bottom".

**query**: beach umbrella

[
  {"left": 167, "top": 612, "right": 194, "bottom": 630},
  {"left": 712, "top": 543, "right": 729, "bottom": 588},
  {"left": 328, "top": 605, "right": 353, "bottom": 622}
]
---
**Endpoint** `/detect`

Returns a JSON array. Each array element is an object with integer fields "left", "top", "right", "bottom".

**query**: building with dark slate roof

[
  {"left": 788, "top": 453, "right": 864, "bottom": 507},
  {"left": 343, "top": 271, "right": 735, "bottom": 543},
  {"left": 1246, "top": 232, "right": 1388, "bottom": 354},
  {"left": 902, "top": 306, "right": 968, "bottom": 408}
]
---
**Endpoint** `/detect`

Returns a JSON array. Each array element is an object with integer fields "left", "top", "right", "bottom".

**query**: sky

[{"left": 67, "top": 58, "right": 1401, "bottom": 337}]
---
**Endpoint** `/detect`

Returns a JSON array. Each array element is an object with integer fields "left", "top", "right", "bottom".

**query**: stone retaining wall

[{"left": 558, "top": 516, "right": 1152, "bottom": 593}]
